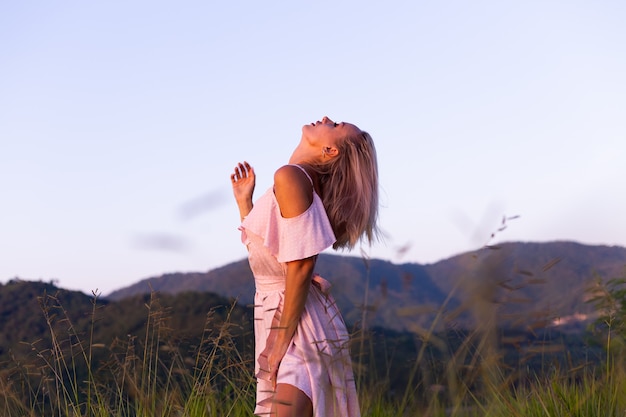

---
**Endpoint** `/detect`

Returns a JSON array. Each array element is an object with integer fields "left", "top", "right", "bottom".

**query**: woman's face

[
  {"left": 301, "top": 116, "right": 361, "bottom": 148},
  {"left": 291, "top": 116, "right": 360, "bottom": 163}
]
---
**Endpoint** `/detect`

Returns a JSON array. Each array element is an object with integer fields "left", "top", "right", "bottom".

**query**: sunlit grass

[{"left": 1, "top": 265, "right": 625, "bottom": 417}]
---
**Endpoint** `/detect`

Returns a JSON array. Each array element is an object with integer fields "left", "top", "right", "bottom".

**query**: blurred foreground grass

[{"left": 1, "top": 272, "right": 625, "bottom": 417}]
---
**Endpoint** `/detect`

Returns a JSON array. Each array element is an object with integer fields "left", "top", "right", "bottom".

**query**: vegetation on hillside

[
  {"left": 3, "top": 235, "right": 626, "bottom": 416},
  {"left": 107, "top": 241, "right": 626, "bottom": 332},
  {"left": 1, "top": 259, "right": 625, "bottom": 416}
]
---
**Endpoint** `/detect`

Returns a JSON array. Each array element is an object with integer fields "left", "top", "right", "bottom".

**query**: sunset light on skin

[{"left": 1, "top": 1, "right": 625, "bottom": 295}]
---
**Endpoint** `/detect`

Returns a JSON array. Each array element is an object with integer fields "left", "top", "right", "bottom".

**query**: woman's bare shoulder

[
  {"left": 274, "top": 165, "right": 310, "bottom": 184},
  {"left": 273, "top": 165, "right": 313, "bottom": 218}
]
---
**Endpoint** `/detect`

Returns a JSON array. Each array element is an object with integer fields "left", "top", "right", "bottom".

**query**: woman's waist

[
  {"left": 254, "top": 275, "right": 285, "bottom": 293},
  {"left": 254, "top": 274, "right": 332, "bottom": 295}
]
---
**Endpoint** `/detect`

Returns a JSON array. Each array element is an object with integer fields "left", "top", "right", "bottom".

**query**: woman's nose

[{"left": 322, "top": 116, "right": 333, "bottom": 124}]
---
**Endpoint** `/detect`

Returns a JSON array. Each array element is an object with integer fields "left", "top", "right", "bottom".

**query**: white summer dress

[{"left": 239, "top": 165, "right": 360, "bottom": 417}]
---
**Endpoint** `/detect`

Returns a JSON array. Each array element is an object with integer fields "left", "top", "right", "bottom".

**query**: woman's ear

[{"left": 324, "top": 146, "right": 339, "bottom": 158}]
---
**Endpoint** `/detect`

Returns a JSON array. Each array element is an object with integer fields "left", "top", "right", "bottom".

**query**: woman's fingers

[
  {"left": 269, "top": 360, "right": 279, "bottom": 391},
  {"left": 231, "top": 161, "right": 254, "bottom": 183}
]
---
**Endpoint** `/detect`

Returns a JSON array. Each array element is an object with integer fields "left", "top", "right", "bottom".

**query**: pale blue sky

[{"left": 2, "top": 1, "right": 625, "bottom": 295}]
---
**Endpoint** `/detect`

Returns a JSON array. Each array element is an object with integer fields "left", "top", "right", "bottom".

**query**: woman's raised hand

[{"left": 231, "top": 161, "right": 256, "bottom": 220}]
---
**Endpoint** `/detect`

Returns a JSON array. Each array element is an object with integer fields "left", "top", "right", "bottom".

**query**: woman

[{"left": 231, "top": 116, "right": 379, "bottom": 416}]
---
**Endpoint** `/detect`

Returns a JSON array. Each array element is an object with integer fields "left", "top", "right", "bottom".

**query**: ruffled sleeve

[{"left": 240, "top": 187, "right": 336, "bottom": 263}]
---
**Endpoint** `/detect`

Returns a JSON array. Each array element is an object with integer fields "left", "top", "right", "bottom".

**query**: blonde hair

[{"left": 311, "top": 130, "right": 380, "bottom": 250}]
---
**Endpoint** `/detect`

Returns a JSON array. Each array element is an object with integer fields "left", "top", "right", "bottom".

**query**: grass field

[{"left": 1, "top": 274, "right": 625, "bottom": 417}]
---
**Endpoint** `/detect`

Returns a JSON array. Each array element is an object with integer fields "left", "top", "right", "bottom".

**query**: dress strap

[{"left": 289, "top": 164, "right": 314, "bottom": 187}]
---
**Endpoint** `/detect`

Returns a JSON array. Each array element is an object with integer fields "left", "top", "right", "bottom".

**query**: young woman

[{"left": 231, "top": 116, "right": 379, "bottom": 416}]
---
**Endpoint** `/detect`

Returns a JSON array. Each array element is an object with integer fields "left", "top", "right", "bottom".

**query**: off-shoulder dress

[{"left": 239, "top": 165, "right": 360, "bottom": 416}]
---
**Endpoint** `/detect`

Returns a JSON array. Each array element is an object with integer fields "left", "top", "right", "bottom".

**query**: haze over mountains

[{"left": 107, "top": 241, "right": 626, "bottom": 332}]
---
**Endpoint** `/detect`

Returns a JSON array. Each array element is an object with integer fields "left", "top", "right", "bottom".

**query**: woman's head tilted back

[{"left": 297, "top": 116, "right": 379, "bottom": 250}]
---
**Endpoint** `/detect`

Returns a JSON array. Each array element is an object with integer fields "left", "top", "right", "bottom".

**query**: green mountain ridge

[
  {"left": 1, "top": 241, "right": 622, "bottom": 403},
  {"left": 107, "top": 240, "right": 626, "bottom": 332},
  {"left": 0, "top": 279, "right": 254, "bottom": 369}
]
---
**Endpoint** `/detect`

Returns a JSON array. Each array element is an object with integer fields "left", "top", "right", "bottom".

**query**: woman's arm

[
  {"left": 266, "top": 256, "right": 315, "bottom": 381},
  {"left": 265, "top": 165, "right": 317, "bottom": 385},
  {"left": 230, "top": 161, "right": 255, "bottom": 221}
]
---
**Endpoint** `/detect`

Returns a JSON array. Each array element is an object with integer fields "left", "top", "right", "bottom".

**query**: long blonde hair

[{"left": 311, "top": 130, "right": 380, "bottom": 250}]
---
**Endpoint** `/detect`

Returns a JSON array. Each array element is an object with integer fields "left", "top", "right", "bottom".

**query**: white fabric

[{"left": 241, "top": 185, "right": 336, "bottom": 263}]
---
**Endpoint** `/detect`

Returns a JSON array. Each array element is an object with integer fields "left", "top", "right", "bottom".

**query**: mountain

[
  {"left": 108, "top": 259, "right": 255, "bottom": 305},
  {"left": 107, "top": 241, "right": 626, "bottom": 332},
  {"left": 0, "top": 279, "right": 259, "bottom": 412},
  {"left": 0, "top": 279, "right": 254, "bottom": 365},
  {"left": 1, "top": 251, "right": 616, "bottom": 409}
]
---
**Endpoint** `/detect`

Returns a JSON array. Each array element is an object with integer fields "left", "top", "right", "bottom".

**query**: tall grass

[
  {"left": 2, "top": 267, "right": 625, "bottom": 416},
  {"left": 349, "top": 246, "right": 626, "bottom": 417},
  {"left": 2, "top": 290, "right": 255, "bottom": 417}
]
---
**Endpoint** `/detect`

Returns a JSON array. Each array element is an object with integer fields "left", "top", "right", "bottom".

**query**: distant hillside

[
  {"left": 0, "top": 279, "right": 254, "bottom": 366},
  {"left": 107, "top": 241, "right": 626, "bottom": 332},
  {"left": 3, "top": 278, "right": 602, "bottom": 405},
  {"left": 0, "top": 280, "right": 95, "bottom": 358},
  {"left": 108, "top": 259, "right": 255, "bottom": 305},
  {"left": 0, "top": 279, "right": 260, "bottom": 412}
]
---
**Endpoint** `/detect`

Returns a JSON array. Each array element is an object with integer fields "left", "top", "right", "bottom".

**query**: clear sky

[{"left": 2, "top": 1, "right": 625, "bottom": 296}]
